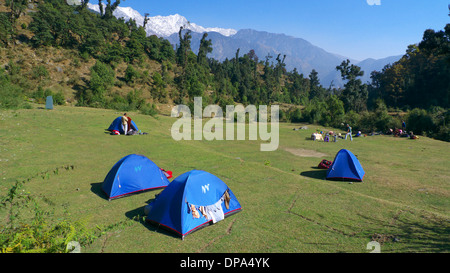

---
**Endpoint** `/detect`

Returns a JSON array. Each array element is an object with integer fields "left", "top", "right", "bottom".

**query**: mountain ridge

[{"left": 85, "top": 3, "right": 402, "bottom": 87}]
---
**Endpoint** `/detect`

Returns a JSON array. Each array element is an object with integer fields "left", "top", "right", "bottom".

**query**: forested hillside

[{"left": 0, "top": 0, "right": 448, "bottom": 141}]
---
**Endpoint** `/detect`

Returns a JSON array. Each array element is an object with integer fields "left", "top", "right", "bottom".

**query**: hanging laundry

[
  {"left": 190, "top": 204, "right": 200, "bottom": 219},
  {"left": 199, "top": 206, "right": 208, "bottom": 218},
  {"left": 187, "top": 189, "right": 230, "bottom": 222},
  {"left": 205, "top": 199, "right": 224, "bottom": 223},
  {"left": 224, "top": 190, "right": 231, "bottom": 210}
]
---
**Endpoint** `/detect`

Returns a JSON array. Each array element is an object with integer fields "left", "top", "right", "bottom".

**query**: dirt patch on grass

[{"left": 283, "top": 147, "right": 327, "bottom": 158}]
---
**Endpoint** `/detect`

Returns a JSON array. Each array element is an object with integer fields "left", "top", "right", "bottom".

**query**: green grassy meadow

[{"left": 1, "top": 105, "right": 449, "bottom": 253}]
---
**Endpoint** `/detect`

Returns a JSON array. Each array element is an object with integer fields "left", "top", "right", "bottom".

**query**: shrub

[
  {"left": 406, "top": 108, "right": 434, "bottom": 136},
  {"left": 0, "top": 82, "right": 29, "bottom": 109},
  {"left": 289, "top": 107, "right": 302, "bottom": 123},
  {"left": 89, "top": 61, "right": 115, "bottom": 98},
  {"left": 53, "top": 91, "right": 65, "bottom": 105},
  {"left": 124, "top": 65, "right": 140, "bottom": 84},
  {"left": 140, "top": 103, "right": 158, "bottom": 117},
  {"left": 31, "top": 65, "right": 49, "bottom": 81},
  {"left": 0, "top": 180, "right": 96, "bottom": 253}
]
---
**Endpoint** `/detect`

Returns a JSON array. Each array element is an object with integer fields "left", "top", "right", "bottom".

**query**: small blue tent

[
  {"left": 326, "top": 149, "right": 365, "bottom": 181},
  {"left": 102, "top": 154, "right": 170, "bottom": 200},
  {"left": 107, "top": 116, "right": 138, "bottom": 134},
  {"left": 145, "top": 170, "right": 242, "bottom": 239}
]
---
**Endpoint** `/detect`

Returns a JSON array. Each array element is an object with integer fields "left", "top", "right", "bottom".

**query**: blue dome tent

[
  {"left": 107, "top": 116, "right": 138, "bottom": 135},
  {"left": 145, "top": 170, "right": 242, "bottom": 239},
  {"left": 326, "top": 149, "right": 365, "bottom": 182},
  {"left": 102, "top": 154, "right": 170, "bottom": 200}
]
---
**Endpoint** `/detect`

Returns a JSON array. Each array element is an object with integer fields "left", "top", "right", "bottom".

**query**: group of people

[
  {"left": 385, "top": 120, "right": 419, "bottom": 139},
  {"left": 311, "top": 123, "right": 373, "bottom": 143},
  {"left": 311, "top": 124, "right": 355, "bottom": 142}
]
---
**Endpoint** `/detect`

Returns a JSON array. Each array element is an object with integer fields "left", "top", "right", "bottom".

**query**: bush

[
  {"left": 405, "top": 107, "right": 449, "bottom": 141},
  {"left": 139, "top": 103, "right": 158, "bottom": 117},
  {"left": 0, "top": 180, "right": 96, "bottom": 253},
  {"left": 289, "top": 107, "right": 302, "bottom": 123},
  {"left": 89, "top": 61, "right": 115, "bottom": 99},
  {"left": 406, "top": 108, "right": 434, "bottom": 136},
  {"left": 357, "top": 100, "right": 396, "bottom": 133},
  {"left": 0, "top": 68, "right": 30, "bottom": 109},
  {"left": 31, "top": 65, "right": 49, "bottom": 81},
  {"left": 32, "top": 87, "right": 65, "bottom": 105},
  {"left": 0, "top": 82, "right": 30, "bottom": 109},
  {"left": 53, "top": 91, "right": 66, "bottom": 105},
  {"left": 124, "top": 65, "right": 140, "bottom": 84}
]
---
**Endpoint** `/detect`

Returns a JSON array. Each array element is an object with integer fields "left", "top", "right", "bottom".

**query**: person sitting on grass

[{"left": 409, "top": 131, "right": 419, "bottom": 139}]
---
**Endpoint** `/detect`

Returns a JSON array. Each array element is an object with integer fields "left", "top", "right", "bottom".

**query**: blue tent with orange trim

[
  {"left": 326, "top": 149, "right": 365, "bottom": 182},
  {"left": 102, "top": 154, "right": 170, "bottom": 200},
  {"left": 145, "top": 170, "right": 242, "bottom": 239}
]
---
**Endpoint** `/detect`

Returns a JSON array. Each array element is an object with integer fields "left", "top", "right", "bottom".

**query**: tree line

[{"left": 0, "top": 0, "right": 448, "bottom": 141}]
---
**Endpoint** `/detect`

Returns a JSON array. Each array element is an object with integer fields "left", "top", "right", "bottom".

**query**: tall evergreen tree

[
  {"left": 197, "top": 33, "right": 212, "bottom": 66},
  {"left": 5, "top": 0, "right": 28, "bottom": 46},
  {"left": 336, "top": 59, "right": 368, "bottom": 112}
]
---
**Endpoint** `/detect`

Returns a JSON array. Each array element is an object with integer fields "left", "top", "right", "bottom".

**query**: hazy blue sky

[{"left": 120, "top": 0, "right": 449, "bottom": 60}]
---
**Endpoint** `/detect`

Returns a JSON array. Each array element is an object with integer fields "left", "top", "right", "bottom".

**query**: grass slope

[{"left": 0, "top": 105, "right": 449, "bottom": 253}]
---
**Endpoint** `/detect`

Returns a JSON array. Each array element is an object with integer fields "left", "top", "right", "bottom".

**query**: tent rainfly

[
  {"left": 145, "top": 170, "right": 242, "bottom": 239},
  {"left": 326, "top": 149, "right": 365, "bottom": 182},
  {"left": 102, "top": 154, "right": 170, "bottom": 200}
]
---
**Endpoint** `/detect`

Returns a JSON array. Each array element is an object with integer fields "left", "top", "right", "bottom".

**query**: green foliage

[
  {"left": 308, "top": 69, "right": 325, "bottom": 100},
  {"left": 31, "top": 65, "right": 49, "bottom": 81},
  {"left": 0, "top": 170, "right": 96, "bottom": 253},
  {"left": 336, "top": 59, "right": 368, "bottom": 112},
  {"left": 146, "top": 35, "right": 175, "bottom": 62},
  {"left": 372, "top": 24, "right": 450, "bottom": 109},
  {"left": 297, "top": 95, "right": 345, "bottom": 127},
  {"left": 368, "top": 22, "right": 450, "bottom": 142},
  {"left": 32, "top": 87, "right": 65, "bottom": 105},
  {"left": 288, "top": 107, "right": 303, "bottom": 123},
  {"left": 0, "top": 12, "right": 13, "bottom": 46},
  {"left": 0, "top": 81, "right": 28, "bottom": 109},
  {"left": 2, "top": 0, "right": 447, "bottom": 142},
  {"left": 176, "top": 27, "right": 192, "bottom": 68},
  {"left": 2, "top": 0, "right": 28, "bottom": 45},
  {"left": 124, "top": 26, "right": 146, "bottom": 63},
  {"left": 139, "top": 102, "right": 158, "bottom": 117},
  {"left": 53, "top": 91, "right": 66, "bottom": 105},
  {"left": 124, "top": 65, "right": 140, "bottom": 84},
  {"left": 0, "top": 68, "right": 30, "bottom": 109},
  {"left": 406, "top": 107, "right": 449, "bottom": 140},
  {"left": 89, "top": 61, "right": 115, "bottom": 97},
  {"left": 151, "top": 71, "right": 168, "bottom": 103},
  {"left": 197, "top": 33, "right": 213, "bottom": 66},
  {"left": 76, "top": 60, "right": 116, "bottom": 107}
]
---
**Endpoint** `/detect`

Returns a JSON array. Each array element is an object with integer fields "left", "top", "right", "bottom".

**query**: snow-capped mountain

[
  {"left": 86, "top": 3, "right": 237, "bottom": 37},
  {"left": 80, "top": 2, "right": 400, "bottom": 87}
]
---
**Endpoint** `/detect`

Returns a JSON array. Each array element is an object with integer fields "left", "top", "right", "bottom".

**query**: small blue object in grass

[{"left": 45, "top": 96, "right": 53, "bottom": 110}]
